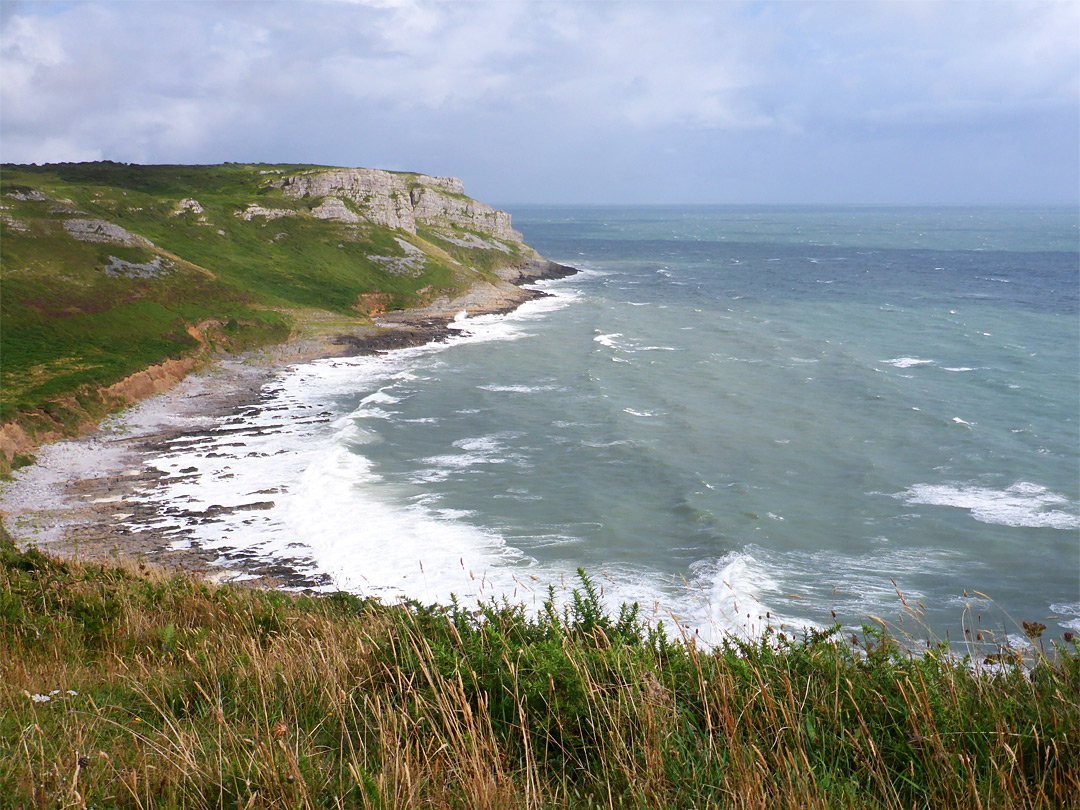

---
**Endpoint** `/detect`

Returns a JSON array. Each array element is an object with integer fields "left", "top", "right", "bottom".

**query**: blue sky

[{"left": 1, "top": 0, "right": 1077, "bottom": 205}]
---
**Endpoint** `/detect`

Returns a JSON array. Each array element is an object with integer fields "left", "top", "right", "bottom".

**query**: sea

[{"left": 128, "top": 206, "right": 1080, "bottom": 645}]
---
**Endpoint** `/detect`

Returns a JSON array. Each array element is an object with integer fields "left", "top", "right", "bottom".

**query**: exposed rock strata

[
  {"left": 278, "top": 169, "right": 415, "bottom": 231},
  {"left": 63, "top": 218, "right": 154, "bottom": 247},
  {"left": 431, "top": 230, "right": 511, "bottom": 253},
  {"left": 1, "top": 212, "right": 29, "bottom": 232},
  {"left": 491, "top": 257, "right": 578, "bottom": 284},
  {"left": 373, "top": 258, "right": 577, "bottom": 329},
  {"left": 172, "top": 198, "right": 203, "bottom": 215},
  {"left": 49, "top": 201, "right": 84, "bottom": 215},
  {"left": 236, "top": 204, "right": 296, "bottom": 222},
  {"left": 311, "top": 196, "right": 360, "bottom": 223},
  {"left": 367, "top": 237, "right": 428, "bottom": 277},
  {"left": 276, "top": 168, "right": 522, "bottom": 241},
  {"left": 6, "top": 189, "right": 49, "bottom": 202},
  {"left": 410, "top": 185, "right": 521, "bottom": 241},
  {"left": 105, "top": 255, "right": 172, "bottom": 279}
]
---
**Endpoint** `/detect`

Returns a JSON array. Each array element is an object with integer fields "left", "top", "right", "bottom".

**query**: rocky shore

[{"left": 0, "top": 260, "right": 577, "bottom": 587}]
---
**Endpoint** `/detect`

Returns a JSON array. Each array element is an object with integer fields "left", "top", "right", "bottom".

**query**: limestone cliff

[{"left": 276, "top": 168, "right": 525, "bottom": 244}]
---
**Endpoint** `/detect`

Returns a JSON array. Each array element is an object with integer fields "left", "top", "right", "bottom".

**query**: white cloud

[
  {"left": 773, "top": 1, "right": 1080, "bottom": 132},
  {"left": 0, "top": 12, "right": 69, "bottom": 123},
  {"left": 0, "top": 0, "right": 1075, "bottom": 203},
  {"left": 532, "top": 4, "right": 775, "bottom": 131}
]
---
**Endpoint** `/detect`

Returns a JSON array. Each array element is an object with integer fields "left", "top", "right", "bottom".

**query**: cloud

[
  {"left": 0, "top": 0, "right": 1076, "bottom": 203},
  {"left": 0, "top": 2, "right": 778, "bottom": 150},
  {"left": 531, "top": 4, "right": 777, "bottom": 131},
  {"left": 769, "top": 1, "right": 1080, "bottom": 133}
]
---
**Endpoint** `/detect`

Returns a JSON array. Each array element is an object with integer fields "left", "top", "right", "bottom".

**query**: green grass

[{"left": 1, "top": 528, "right": 1076, "bottom": 809}]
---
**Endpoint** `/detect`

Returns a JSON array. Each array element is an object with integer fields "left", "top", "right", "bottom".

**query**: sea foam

[
  {"left": 882, "top": 357, "right": 935, "bottom": 369},
  {"left": 898, "top": 482, "right": 1080, "bottom": 530}
]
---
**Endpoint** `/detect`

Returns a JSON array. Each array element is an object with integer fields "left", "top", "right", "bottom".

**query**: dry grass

[{"left": 1, "top": 533, "right": 1077, "bottom": 809}]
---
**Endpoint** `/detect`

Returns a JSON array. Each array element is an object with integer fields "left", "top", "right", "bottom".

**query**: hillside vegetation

[
  {"left": 1, "top": 532, "right": 1076, "bottom": 809},
  {"left": 0, "top": 161, "right": 536, "bottom": 471}
]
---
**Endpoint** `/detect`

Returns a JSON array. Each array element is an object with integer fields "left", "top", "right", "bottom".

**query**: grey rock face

[
  {"left": 236, "top": 204, "right": 297, "bottom": 222},
  {"left": 367, "top": 237, "right": 428, "bottom": 277},
  {"left": 410, "top": 187, "right": 522, "bottom": 241},
  {"left": 1, "top": 212, "right": 30, "bottom": 232},
  {"left": 277, "top": 168, "right": 517, "bottom": 240},
  {"left": 311, "top": 197, "right": 360, "bottom": 223},
  {"left": 6, "top": 189, "right": 49, "bottom": 202},
  {"left": 279, "top": 169, "right": 416, "bottom": 232},
  {"left": 173, "top": 198, "right": 204, "bottom": 215},
  {"left": 430, "top": 230, "right": 511, "bottom": 253},
  {"left": 104, "top": 255, "right": 173, "bottom": 279},
  {"left": 417, "top": 175, "right": 465, "bottom": 195},
  {"left": 63, "top": 218, "right": 154, "bottom": 247}
]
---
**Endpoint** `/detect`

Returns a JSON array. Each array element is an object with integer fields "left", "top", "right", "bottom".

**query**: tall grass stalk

[{"left": 1, "top": 535, "right": 1077, "bottom": 809}]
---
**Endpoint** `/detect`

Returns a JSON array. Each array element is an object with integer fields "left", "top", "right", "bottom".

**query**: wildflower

[
  {"left": 24, "top": 689, "right": 77, "bottom": 703},
  {"left": 1022, "top": 621, "right": 1046, "bottom": 640}
]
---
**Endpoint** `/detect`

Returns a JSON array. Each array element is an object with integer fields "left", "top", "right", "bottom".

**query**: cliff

[
  {"left": 0, "top": 161, "right": 571, "bottom": 471},
  {"left": 275, "top": 168, "right": 523, "bottom": 244}
]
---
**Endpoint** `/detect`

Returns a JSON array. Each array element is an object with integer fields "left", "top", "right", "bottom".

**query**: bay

[{"left": 132, "top": 205, "right": 1080, "bottom": 644}]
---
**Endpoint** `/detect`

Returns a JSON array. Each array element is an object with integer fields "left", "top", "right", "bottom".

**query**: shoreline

[{"left": 0, "top": 259, "right": 578, "bottom": 588}]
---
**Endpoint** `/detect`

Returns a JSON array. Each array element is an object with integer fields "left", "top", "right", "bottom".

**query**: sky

[{"left": 1, "top": 0, "right": 1077, "bottom": 205}]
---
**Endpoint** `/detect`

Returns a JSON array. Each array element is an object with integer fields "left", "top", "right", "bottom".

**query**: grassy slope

[
  {"left": 0, "top": 533, "right": 1077, "bottom": 809},
  {"left": 0, "top": 162, "right": 529, "bottom": 459}
]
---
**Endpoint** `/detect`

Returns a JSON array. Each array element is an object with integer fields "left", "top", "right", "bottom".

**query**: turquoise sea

[{"left": 134, "top": 206, "right": 1080, "bottom": 644}]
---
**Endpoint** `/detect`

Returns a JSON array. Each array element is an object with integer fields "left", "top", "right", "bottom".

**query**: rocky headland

[
  {"left": 0, "top": 161, "right": 576, "bottom": 580},
  {"left": 0, "top": 161, "right": 574, "bottom": 468}
]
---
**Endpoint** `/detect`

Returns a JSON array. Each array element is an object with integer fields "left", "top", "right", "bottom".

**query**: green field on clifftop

[{"left": 0, "top": 161, "right": 531, "bottom": 450}]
